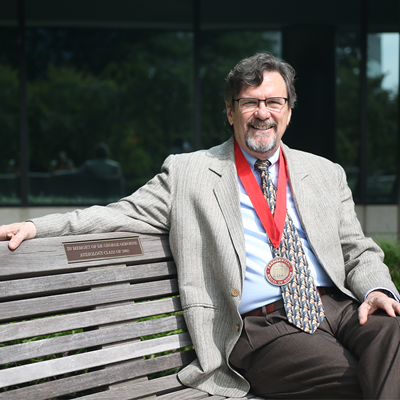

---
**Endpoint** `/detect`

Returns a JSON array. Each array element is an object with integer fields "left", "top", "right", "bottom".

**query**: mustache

[{"left": 247, "top": 118, "right": 278, "bottom": 130}]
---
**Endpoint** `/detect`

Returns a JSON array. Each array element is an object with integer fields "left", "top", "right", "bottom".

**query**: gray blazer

[{"left": 33, "top": 137, "right": 399, "bottom": 398}]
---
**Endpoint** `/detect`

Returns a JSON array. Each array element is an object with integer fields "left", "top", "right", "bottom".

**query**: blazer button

[
  {"left": 231, "top": 288, "right": 240, "bottom": 297},
  {"left": 235, "top": 324, "right": 239, "bottom": 332}
]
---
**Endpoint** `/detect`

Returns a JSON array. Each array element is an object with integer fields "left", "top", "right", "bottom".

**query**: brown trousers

[{"left": 229, "top": 290, "right": 400, "bottom": 399}]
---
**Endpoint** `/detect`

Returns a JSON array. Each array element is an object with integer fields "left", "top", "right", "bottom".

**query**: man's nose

[{"left": 255, "top": 101, "right": 272, "bottom": 119}]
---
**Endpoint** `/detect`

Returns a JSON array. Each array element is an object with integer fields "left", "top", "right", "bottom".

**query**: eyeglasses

[{"left": 234, "top": 97, "right": 288, "bottom": 113}]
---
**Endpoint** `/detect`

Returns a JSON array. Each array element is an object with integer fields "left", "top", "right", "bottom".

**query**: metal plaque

[{"left": 63, "top": 237, "right": 143, "bottom": 263}]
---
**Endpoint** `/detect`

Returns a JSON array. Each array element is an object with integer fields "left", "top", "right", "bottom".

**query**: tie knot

[{"left": 254, "top": 159, "right": 271, "bottom": 173}]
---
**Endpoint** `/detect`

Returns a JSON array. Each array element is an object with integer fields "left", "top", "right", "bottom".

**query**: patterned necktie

[{"left": 255, "top": 159, "right": 325, "bottom": 334}]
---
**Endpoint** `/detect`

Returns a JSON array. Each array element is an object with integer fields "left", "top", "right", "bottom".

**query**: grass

[
  {"left": 137, "top": 308, "right": 193, "bottom": 379},
  {"left": 0, "top": 324, "right": 88, "bottom": 396}
]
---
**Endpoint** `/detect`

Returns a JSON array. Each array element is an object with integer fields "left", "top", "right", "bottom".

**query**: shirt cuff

[{"left": 364, "top": 287, "right": 399, "bottom": 302}]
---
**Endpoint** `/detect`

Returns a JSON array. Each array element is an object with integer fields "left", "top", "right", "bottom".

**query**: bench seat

[{"left": 0, "top": 232, "right": 263, "bottom": 400}]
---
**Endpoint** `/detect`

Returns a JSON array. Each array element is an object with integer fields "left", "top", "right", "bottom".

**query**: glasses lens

[
  {"left": 239, "top": 99, "right": 258, "bottom": 111},
  {"left": 266, "top": 98, "right": 286, "bottom": 110}
]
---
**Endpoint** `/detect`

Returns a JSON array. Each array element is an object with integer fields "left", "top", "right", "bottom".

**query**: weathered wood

[
  {"left": 0, "top": 279, "right": 178, "bottom": 321},
  {"left": 227, "top": 396, "right": 265, "bottom": 400},
  {"left": 208, "top": 396, "right": 264, "bottom": 400},
  {"left": 0, "top": 261, "right": 176, "bottom": 299},
  {"left": 0, "top": 297, "right": 182, "bottom": 342},
  {"left": 78, "top": 374, "right": 188, "bottom": 400},
  {"left": 0, "top": 332, "right": 192, "bottom": 388},
  {"left": 0, "top": 315, "right": 186, "bottom": 364},
  {"left": 0, "top": 351, "right": 197, "bottom": 400},
  {"left": 0, "top": 233, "right": 172, "bottom": 278},
  {"left": 155, "top": 387, "right": 211, "bottom": 399},
  {"left": 89, "top": 274, "right": 149, "bottom": 396}
]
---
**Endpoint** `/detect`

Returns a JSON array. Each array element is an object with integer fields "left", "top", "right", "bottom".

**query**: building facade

[{"left": 0, "top": 0, "right": 399, "bottom": 237}]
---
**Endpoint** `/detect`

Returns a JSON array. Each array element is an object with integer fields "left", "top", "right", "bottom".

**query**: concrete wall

[
  {"left": 0, "top": 207, "right": 79, "bottom": 226},
  {"left": 355, "top": 205, "right": 397, "bottom": 240},
  {"left": 0, "top": 205, "right": 397, "bottom": 240}
]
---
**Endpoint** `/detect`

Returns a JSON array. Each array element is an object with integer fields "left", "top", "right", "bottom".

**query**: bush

[{"left": 375, "top": 237, "right": 400, "bottom": 291}]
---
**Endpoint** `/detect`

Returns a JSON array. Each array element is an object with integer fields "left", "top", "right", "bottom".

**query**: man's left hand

[{"left": 358, "top": 290, "right": 400, "bottom": 325}]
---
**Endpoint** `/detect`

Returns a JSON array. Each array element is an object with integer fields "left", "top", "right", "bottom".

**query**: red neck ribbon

[{"left": 234, "top": 139, "right": 287, "bottom": 249}]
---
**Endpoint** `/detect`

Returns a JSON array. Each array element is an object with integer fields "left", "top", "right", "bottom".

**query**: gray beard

[{"left": 245, "top": 130, "right": 278, "bottom": 154}]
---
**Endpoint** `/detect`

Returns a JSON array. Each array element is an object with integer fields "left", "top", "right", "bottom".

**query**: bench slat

[
  {"left": 0, "top": 279, "right": 178, "bottom": 321},
  {"left": 0, "top": 297, "right": 182, "bottom": 342},
  {"left": 78, "top": 374, "right": 187, "bottom": 400},
  {"left": 0, "top": 332, "right": 192, "bottom": 388},
  {"left": 208, "top": 396, "right": 264, "bottom": 400},
  {"left": 155, "top": 387, "right": 211, "bottom": 399},
  {"left": 0, "top": 233, "right": 171, "bottom": 277},
  {"left": 0, "top": 351, "right": 197, "bottom": 400},
  {"left": 0, "top": 315, "right": 186, "bottom": 364},
  {"left": 0, "top": 261, "right": 176, "bottom": 299}
]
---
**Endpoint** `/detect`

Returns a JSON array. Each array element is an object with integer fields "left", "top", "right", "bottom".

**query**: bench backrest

[{"left": 0, "top": 232, "right": 198, "bottom": 399}]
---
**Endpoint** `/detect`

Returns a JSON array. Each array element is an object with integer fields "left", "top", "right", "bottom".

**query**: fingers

[
  {"left": 358, "top": 290, "right": 400, "bottom": 325},
  {"left": 392, "top": 301, "right": 400, "bottom": 317},
  {"left": 0, "top": 223, "right": 21, "bottom": 241},
  {"left": 358, "top": 301, "right": 375, "bottom": 325},
  {"left": 0, "top": 222, "right": 37, "bottom": 250}
]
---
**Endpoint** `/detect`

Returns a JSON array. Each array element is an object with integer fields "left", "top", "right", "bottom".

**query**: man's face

[{"left": 226, "top": 71, "right": 292, "bottom": 160}]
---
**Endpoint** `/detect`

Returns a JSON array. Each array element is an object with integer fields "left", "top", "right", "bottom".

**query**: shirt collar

[{"left": 238, "top": 144, "right": 280, "bottom": 171}]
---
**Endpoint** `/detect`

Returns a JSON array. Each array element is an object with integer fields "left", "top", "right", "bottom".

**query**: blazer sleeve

[
  {"left": 336, "top": 163, "right": 400, "bottom": 300},
  {"left": 32, "top": 155, "right": 175, "bottom": 238}
]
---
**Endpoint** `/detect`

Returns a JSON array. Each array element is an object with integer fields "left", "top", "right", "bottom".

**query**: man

[
  {"left": 78, "top": 143, "right": 122, "bottom": 178},
  {"left": 1, "top": 53, "right": 399, "bottom": 399}
]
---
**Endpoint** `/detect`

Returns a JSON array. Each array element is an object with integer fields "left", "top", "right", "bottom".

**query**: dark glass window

[
  {"left": 336, "top": 29, "right": 399, "bottom": 205},
  {"left": 365, "top": 32, "right": 398, "bottom": 204},
  {"left": 336, "top": 30, "right": 362, "bottom": 202},
  {"left": 0, "top": 26, "right": 20, "bottom": 204},
  {"left": 25, "top": 28, "right": 193, "bottom": 204},
  {"left": 0, "top": 1, "right": 399, "bottom": 207}
]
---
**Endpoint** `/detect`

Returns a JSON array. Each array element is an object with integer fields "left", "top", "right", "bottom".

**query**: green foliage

[{"left": 375, "top": 237, "right": 400, "bottom": 291}]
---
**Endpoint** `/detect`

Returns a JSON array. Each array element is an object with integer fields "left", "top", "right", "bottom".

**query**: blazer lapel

[
  {"left": 207, "top": 138, "right": 247, "bottom": 284},
  {"left": 282, "top": 143, "right": 309, "bottom": 215}
]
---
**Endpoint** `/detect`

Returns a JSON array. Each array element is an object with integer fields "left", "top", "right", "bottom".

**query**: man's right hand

[{"left": 0, "top": 221, "right": 37, "bottom": 250}]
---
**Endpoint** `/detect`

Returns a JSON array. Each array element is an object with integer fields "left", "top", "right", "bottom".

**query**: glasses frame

[{"left": 233, "top": 97, "right": 289, "bottom": 113}]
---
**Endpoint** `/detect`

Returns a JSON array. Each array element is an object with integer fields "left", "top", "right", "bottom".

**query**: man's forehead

[{"left": 238, "top": 71, "right": 287, "bottom": 96}]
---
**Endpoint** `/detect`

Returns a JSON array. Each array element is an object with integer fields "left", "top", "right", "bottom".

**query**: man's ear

[
  {"left": 286, "top": 107, "right": 292, "bottom": 126},
  {"left": 226, "top": 101, "right": 234, "bottom": 125}
]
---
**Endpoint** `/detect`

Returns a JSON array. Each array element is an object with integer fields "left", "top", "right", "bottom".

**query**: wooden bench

[{"left": 0, "top": 232, "right": 263, "bottom": 400}]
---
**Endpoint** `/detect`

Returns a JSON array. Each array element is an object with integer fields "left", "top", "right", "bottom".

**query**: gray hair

[{"left": 224, "top": 53, "right": 297, "bottom": 133}]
